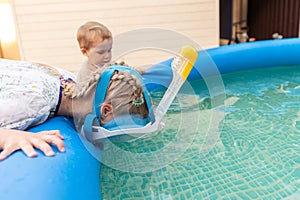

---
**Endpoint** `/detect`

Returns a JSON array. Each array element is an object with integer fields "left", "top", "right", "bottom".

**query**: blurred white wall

[{"left": 11, "top": 0, "right": 219, "bottom": 73}]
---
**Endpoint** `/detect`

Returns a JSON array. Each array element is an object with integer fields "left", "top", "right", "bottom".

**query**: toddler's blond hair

[{"left": 77, "top": 21, "right": 112, "bottom": 50}]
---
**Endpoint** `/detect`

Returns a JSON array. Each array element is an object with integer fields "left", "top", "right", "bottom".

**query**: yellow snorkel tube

[
  {"left": 154, "top": 45, "right": 198, "bottom": 123},
  {"left": 179, "top": 45, "right": 199, "bottom": 81}
]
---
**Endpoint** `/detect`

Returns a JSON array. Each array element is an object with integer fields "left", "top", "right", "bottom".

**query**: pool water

[{"left": 100, "top": 65, "right": 300, "bottom": 199}]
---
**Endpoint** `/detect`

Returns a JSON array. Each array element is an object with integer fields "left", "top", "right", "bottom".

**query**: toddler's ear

[{"left": 80, "top": 48, "right": 88, "bottom": 57}]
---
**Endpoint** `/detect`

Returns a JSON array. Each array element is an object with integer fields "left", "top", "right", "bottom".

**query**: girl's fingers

[
  {"left": 42, "top": 135, "right": 65, "bottom": 153},
  {"left": 36, "top": 130, "right": 65, "bottom": 152},
  {"left": 39, "top": 130, "right": 64, "bottom": 140},
  {"left": 0, "top": 141, "right": 37, "bottom": 161},
  {"left": 0, "top": 147, "right": 14, "bottom": 161},
  {"left": 19, "top": 142, "right": 38, "bottom": 158},
  {"left": 30, "top": 138, "right": 55, "bottom": 157},
  {"left": 0, "top": 130, "right": 65, "bottom": 161},
  {"left": 50, "top": 130, "right": 64, "bottom": 140}
]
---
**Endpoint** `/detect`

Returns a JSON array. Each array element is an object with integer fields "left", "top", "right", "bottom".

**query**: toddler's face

[{"left": 87, "top": 38, "right": 112, "bottom": 69}]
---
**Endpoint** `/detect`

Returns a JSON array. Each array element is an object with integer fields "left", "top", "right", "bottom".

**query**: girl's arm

[{"left": 0, "top": 129, "right": 65, "bottom": 161}]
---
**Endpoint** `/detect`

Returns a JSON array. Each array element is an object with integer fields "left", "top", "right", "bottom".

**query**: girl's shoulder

[
  {"left": 0, "top": 58, "right": 57, "bottom": 77},
  {"left": 54, "top": 67, "right": 77, "bottom": 82},
  {"left": 0, "top": 58, "right": 76, "bottom": 82}
]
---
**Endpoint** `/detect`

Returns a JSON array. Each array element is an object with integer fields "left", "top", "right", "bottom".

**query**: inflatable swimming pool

[{"left": 0, "top": 38, "right": 299, "bottom": 200}]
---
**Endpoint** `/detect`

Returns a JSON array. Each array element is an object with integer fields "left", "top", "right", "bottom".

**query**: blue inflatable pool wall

[
  {"left": 143, "top": 38, "right": 300, "bottom": 89},
  {"left": 0, "top": 38, "right": 299, "bottom": 200}
]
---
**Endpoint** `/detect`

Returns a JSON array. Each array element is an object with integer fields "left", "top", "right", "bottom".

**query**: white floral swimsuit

[{"left": 0, "top": 59, "right": 76, "bottom": 130}]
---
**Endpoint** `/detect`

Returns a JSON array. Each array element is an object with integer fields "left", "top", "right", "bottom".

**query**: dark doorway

[
  {"left": 247, "top": 0, "right": 300, "bottom": 40},
  {"left": 220, "top": 0, "right": 233, "bottom": 41}
]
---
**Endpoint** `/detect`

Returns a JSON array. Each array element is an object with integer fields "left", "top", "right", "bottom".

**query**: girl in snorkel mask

[{"left": 0, "top": 60, "right": 152, "bottom": 160}]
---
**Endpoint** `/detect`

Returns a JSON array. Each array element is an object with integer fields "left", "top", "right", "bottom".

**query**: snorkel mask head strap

[{"left": 83, "top": 64, "right": 155, "bottom": 141}]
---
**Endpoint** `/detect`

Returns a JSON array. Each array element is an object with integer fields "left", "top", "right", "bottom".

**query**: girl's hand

[{"left": 0, "top": 129, "right": 65, "bottom": 161}]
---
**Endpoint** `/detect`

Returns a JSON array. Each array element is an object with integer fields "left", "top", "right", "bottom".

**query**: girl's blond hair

[
  {"left": 71, "top": 66, "right": 149, "bottom": 119},
  {"left": 106, "top": 71, "right": 149, "bottom": 118}
]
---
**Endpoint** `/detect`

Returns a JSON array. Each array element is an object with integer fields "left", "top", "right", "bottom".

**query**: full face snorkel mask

[{"left": 81, "top": 45, "right": 198, "bottom": 143}]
